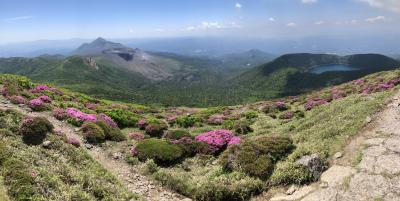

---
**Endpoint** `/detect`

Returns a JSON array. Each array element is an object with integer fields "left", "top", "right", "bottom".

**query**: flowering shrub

[
  {"left": 166, "top": 115, "right": 177, "bottom": 124},
  {"left": 279, "top": 111, "right": 294, "bottom": 120},
  {"left": 304, "top": 98, "right": 328, "bottom": 111},
  {"left": 128, "top": 132, "right": 145, "bottom": 140},
  {"left": 171, "top": 137, "right": 209, "bottom": 157},
  {"left": 130, "top": 147, "right": 138, "bottom": 157},
  {"left": 29, "top": 98, "right": 48, "bottom": 111},
  {"left": 195, "top": 130, "right": 239, "bottom": 154},
  {"left": 276, "top": 101, "right": 288, "bottom": 111},
  {"left": 66, "top": 108, "right": 97, "bottom": 123},
  {"left": 67, "top": 137, "right": 80, "bottom": 147},
  {"left": 331, "top": 88, "right": 346, "bottom": 100},
  {"left": 137, "top": 119, "right": 147, "bottom": 129},
  {"left": 228, "top": 136, "right": 241, "bottom": 145},
  {"left": 98, "top": 113, "right": 118, "bottom": 128},
  {"left": 35, "top": 85, "right": 50, "bottom": 91},
  {"left": 19, "top": 116, "right": 54, "bottom": 145},
  {"left": 53, "top": 108, "right": 69, "bottom": 120},
  {"left": 38, "top": 95, "right": 52, "bottom": 103},
  {"left": 207, "top": 114, "right": 225, "bottom": 125},
  {"left": 9, "top": 95, "right": 26, "bottom": 104}
]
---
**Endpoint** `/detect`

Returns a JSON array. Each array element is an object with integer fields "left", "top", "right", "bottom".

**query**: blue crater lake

[{"left": 309, "top": 64, "right": 360, "bottom": 74}]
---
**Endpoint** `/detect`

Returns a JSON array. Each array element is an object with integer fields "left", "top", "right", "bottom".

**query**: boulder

[{"left": 296, "top": 154, "right": 323, "bottom": 179}]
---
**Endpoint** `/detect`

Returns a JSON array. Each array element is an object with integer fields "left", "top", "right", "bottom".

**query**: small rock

[
  {"left": 286, "top": 185, "right": 298, "bottom": 195},
  {"left": 296, "top": 154, "right": 324, "bottom": 179},
  {"left": 366, "top": 116, "right": 372, "bottom": 123},
  {"left": 42, "top": 140, "right": 52, "bottom": 148},
  {"left": 74, "top": 128, "right": 80, "bottom": 132},
  {"left": 85, "top": 144, "right": 93, "bottom": 149},
  {"left": 113, "top": 152, "right": 123, "bottom": 160},
  {"left": 334, "top": 152, "right": 343, "bottom": 159}
]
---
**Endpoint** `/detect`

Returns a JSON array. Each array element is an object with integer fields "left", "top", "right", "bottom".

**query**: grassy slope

[
  {"left": 0, "top": 109, "right": 139, "bottom": 201},
  {"left": 0, "top": 177, "right": 9, "bottom": 201}
]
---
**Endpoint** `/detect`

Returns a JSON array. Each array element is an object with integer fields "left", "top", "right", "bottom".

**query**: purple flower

[
  {"left": 304, "top": 98, "right": 328, "bottom": 111},
  {"left": 29, "top": 98, "right": 44, "bottom": 106},
  {"left": 9, "top": 95, "right": 26, "bottom": 104},
  {"left": 38, "top": 95, "right": 52, "bottom": 103},
  {"left": 53, "top": 108, "right": 69, "bottom": 120},
  {"left": 67, "top": 137, "right": 80, "bottom": 147},
  {"left": 195, "top": 129, "right": 236, "bottom": 153},
  {"left": 276, "top": 101, "right": 287, "bottom": 110},
  {"left": 137, "top": 119, "right": 147, "bottom": 129},
  {"left": 128, "top": 132, "right": 145, "bottom": 140},
  {"left": 130, "top": 147, "right": 138, "bottom": 157},
  {"left": 207, "top": 114, "right": 226, "bottom": 125},
  {"left": 66, "top": 108, "right": 97, "bottom": 122},
  {"left": 36, "top": 85, "right": 50, "bottom": 91},
  {"left": 98, "top": 113, "right": 118, "bottom": 128},
  {"left": 228, "top": 136, "right": 241, "bottom": 145}
]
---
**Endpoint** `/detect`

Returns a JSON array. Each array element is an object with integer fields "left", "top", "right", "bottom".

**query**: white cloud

[
  {"left": 286, "top": 22, "right": 297, "bottom": 27},
  {"left": 154, "top": 28, "right": 164, "bottom": 32},
  {"left": 301, "top": 0, "right": 318, "bottom": 4},
  {"left": 2, "top": 15, "right": 34, "bottom": 22},
  {"left": 357, "top": 0, "right": 400, "bottom": 12},
  {"left": 184, "top": 21, "right": 241, "bottom": 31},
  {"left": 269, "top": 17, "right": 275, "bottom": 22},
  {"left": 314, "top": 20, "right": 325, "bottom": 25},
  {"left": 235, "top": 3, "right": 242, "bottom": 9},
  {"left": 365, "top": 15, "right": 386, "bottom": 22}
]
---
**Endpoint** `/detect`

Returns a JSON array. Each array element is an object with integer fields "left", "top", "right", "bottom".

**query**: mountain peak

[{"left": 73, "top": 37, "right": 126, "bottom": 55}]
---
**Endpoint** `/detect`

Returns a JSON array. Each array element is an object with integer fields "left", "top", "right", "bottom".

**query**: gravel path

[
  {"left": 0, "top": 97, "right": 190, "bottom": 201},
  {"left": 269, "top": 90, "right": 400, "bottom": 201}
]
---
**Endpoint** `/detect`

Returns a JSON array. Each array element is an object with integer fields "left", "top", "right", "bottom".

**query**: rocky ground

[
  {"left": 0, "top": 96, "right": 190, "bottom": 201},
  {"left": 267, "top": 90, "right": 400, "bottom": 201}
]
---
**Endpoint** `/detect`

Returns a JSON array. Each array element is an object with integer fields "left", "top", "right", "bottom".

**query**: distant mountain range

[{"left": 0, "top": 38, "right": 399, "bottom": 106}]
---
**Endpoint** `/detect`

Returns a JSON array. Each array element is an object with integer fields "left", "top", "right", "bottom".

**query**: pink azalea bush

[
  {"left": 331, "top": 87, "right": 346, "bottom": 100},
  {"left": 228, "top": 136, "right": 241, "bottom": 145},
  {"left": 130, "top": 147, "right": 138, "bottom": 157},
  {"left": 128, "top": 132, "right": 145, "bottom": 140},
  {"left": 137, "top": 119, "right": 147, "bottom": 129},
  {"left": 66, "top": 108, "right": 97, "bottom": 122},
  {"left": 36, "top": 85, "right": 50, "bottom": 91},
  {"left": 29, "top": 98, "right": 48, "bottom": 111},
  {"left": 304, "top": 98, "right": 328, "bottom": 111},
  {"left": 53, "top": 108, "right": 69, "bottom": 120},
  {"left": 9, "top": 95, "right": 26, "bottom": 104},
  {"left": 207, "top": 114, "right": 226, "bottom": 125},
  {"left": 195, "top": 129, "right": 240, "bottom": 153},
  {"left": 98, "top": 113, "right": 118, "bottom": 128},
  {"left": 67, "top": 137, "right": 80, "bottom": 147},
  {"left": 275, "top": 101, "right": 287, "bottom": 111},
  {"left": 38, "top": 95, "right": 52, "bottom": 103}
]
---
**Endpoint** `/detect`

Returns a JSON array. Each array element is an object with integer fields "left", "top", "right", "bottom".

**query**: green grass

[
  {"left": 0, "top": 109, "right": 140, "bottom": 201},
  {"left": 0, "top": 177, "right": 10, "bottom": 201}
]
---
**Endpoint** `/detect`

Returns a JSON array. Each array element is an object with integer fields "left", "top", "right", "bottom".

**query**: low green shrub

[
  {"left": 104, "top": 109, "right": 140, "bottom": 128},
  {"left": 233, "top": 120, "right": 253, "bottom": 135},
  {"left": 135, "top": 139, "right": 183, "bottom": 166},
  {"left": 144, "top": 119, "right": 168, "bottom": 138},
  {"left": 81, "top": 122, "right": 105, "bottom": 143},
  {"left": 244, "top": 111, "right": 258, "bottom": 119},
  {"left": 2, "top": 158, "right": 36, "bottom": 200},
  {"left": 96, "top": 120, "right": 126, "bottom": 142},
  {"left": 143, "top": 159, "right": 159, "bottom": 174},
  {"left": 19, "top": 117, "right": 53, "bottom": 145},
  {"left": 220, "top": 135, "right": 294, "bottom": 180},
  {"left": 176, "top": 116, "right": 202, "bottom": 128},
  {"left": 163, "top": 130, "right": 191, "bottom": 140},
  {"left": 269, "top": 161, "right": 314, "bottom": 185}
]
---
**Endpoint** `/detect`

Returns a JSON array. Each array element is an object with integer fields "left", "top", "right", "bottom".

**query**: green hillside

[
  {"left": 1, "top": 69, "right": 399, "bottom": 200},
  {"left": 0, "top": 53, "right": 399, "bottom": 107}
]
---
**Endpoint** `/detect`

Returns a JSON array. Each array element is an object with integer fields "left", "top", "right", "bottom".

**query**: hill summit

[{"left": 73, "top": 37, "right": 126, "bottom": 55}]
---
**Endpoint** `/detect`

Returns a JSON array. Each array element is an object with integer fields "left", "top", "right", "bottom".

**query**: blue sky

[{"left": 0, "top": 0, "right": 399, "bottom": 44}]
